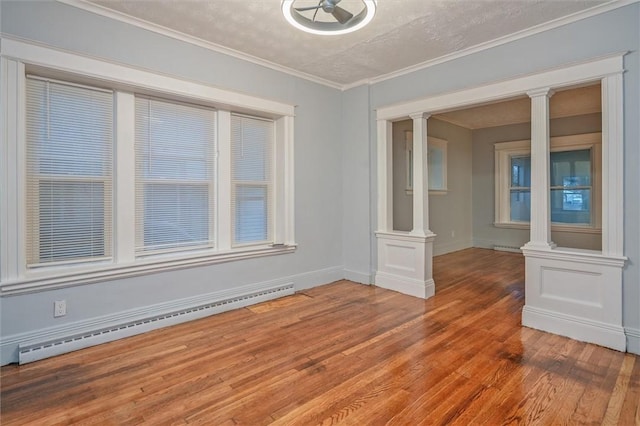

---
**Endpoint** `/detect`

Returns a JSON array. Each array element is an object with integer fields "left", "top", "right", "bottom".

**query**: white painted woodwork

[
  {"left": 0, "top": 39, "right": 297, "bottom": 296},
  {"left": 601, "top": 73, "right": 624, "bottom": 257},
  {"left": 409, "top": 112, "right": 433, "bottom": 237},
  {"left": 521, "top": 247, "right": 626, "bottom": 351},
  {"left": 376, "top": 119, "right": 393, "bottom": 232},
  {"left": 114, "top": 92, "right": 136, "bottom": 264},
  {"left": 494, "top": 133, "right": 602, "bottom": 232},
  {"left": 376, "top": 54, "right": 624, "bottom": 121},
  {"left": 60, "top": 0, "right": 634, "bottom": 88},
  {"left": 523, "top": 88, "right": 556, "bottom": 250},
  {"left": 375, "top": 232, "right": 435, "bottom": 299},
  {"left": 375, "top": 53, "right": 627, "bottom": 349}
]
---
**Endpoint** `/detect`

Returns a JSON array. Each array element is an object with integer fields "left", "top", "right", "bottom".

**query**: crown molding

[
  {"left": 361, "top": 0, "right": 638, "bottom": 89},
  {"left": 57, "top": 0, "right": 637, "bottom": 92},
  {"left": 56, "top": 0, "right": 343, "bottom": 90}
]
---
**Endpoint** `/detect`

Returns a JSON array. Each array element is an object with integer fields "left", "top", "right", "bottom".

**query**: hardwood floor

[{"left": 2, "top": 248, "right": 639, "bottom": 425}]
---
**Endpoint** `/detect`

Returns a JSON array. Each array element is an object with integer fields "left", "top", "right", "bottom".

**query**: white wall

[{"left": 392, "top": 118, "right": 473, "bottom": 255}]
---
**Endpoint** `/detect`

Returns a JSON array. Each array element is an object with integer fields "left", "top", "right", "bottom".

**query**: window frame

[
  {"left": 494, "top": 132, "right": 602, "bottom": 233},
  {"left": 404, "top": 132, "right": 448, "bottom": 195},
  {"left": 0, "top": 39, "right": 296, "bottom": 295}
]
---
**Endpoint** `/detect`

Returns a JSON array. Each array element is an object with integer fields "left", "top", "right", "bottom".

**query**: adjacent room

[{"left": 1, "top": 0, "right": 639, "bottom": 424}]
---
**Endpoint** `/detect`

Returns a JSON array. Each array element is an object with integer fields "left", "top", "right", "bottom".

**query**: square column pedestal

[
  {"left": 374, "top": 231, "right": 436, "bottom": 299},
  {"left": 522, "top": 247, "right": 626, "bottom": 351}
]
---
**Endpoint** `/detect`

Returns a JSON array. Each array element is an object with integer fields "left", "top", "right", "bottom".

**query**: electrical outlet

[
  {"left": 54, "top": 300, "right": 67, "bottom": 317},
  {"left": 451, "top": 230, "right": 455, "bottom": 238}
]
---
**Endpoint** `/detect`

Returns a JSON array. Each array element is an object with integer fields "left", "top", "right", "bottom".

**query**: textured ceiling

[{"left": 85, "top": 0, "right": 609, "bottom": 87}]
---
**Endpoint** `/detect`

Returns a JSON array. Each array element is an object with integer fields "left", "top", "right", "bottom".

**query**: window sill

[
  {"left": 494, "top": 222, "right": 602, "bottom": 234},
  {"left": 0, "top": 244, "right": 297, "bottom": 296}
]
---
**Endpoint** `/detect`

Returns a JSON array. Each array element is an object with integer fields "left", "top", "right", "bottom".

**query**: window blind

[
  {"left": 231, "top": 114, "right": 273, "bottom": 245},
  {"left": 135, "top": 97, "right": 216, "bottom": 254},
  {"left": 25, "top": 77, "right": 114, "bottom": 266}
]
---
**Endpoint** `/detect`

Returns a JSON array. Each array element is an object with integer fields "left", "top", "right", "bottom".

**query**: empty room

[{"left": 1, "top": 0, "right": 639, "bottom": 424}]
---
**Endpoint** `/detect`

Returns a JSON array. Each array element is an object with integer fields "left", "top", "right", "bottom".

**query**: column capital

[
  {"left": 409, "top": 112, "right": 431, "bottom": 120},
  {"left": 527, "top": 87, "right": 555, "bottom": 99}
]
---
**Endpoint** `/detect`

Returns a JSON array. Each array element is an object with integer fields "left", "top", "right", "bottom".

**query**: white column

[
  {"left": 409, "top": 112, "right": 433, "bottom": 237},
  {"left": 376, "top": 119, "right": 393, "bottom": 232},
  {"left": 601, "top": 73, "right": 624, "bottom": 257},
  {"left": 524, "top": 88, "right": 556, "bottom": 250}
]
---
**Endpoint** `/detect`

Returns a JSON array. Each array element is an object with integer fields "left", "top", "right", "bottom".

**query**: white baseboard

[
  {"left": 625, "top": 327, "right": 640, "bottom": 355},
  {"left": 433, "top": 239, "right": 472, "bottom": 256},
  {"left": 343, "top": 269, "right": 372, "bottom": 284},
  {"left": 293, "top": 266, "right": 344, "bottom": 290},
  {"left": 2, "top": 265, "right": 344, "bottom": 365},
  {"left": 522, "top": 305, "right": 626, "bottom": 352},
  {"left": 375, "top": 271, "right": 435, "bottom": 299}
]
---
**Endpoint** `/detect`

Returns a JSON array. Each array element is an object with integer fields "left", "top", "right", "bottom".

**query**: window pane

[
  {"left": 551, "top": 189, "right": 591, "bottom": 224},
  {"left": 550, "top": 149, "right": 591, "bottom": 187},
  {"left": 234, "top": 185, "right": 268, "bottom": 243},
  {"left": 510, "top": 189, "right": 531, "bottom": 222},
  {"left": 143, "top": 184, "right": 209, "bottom": 250},
  {"left": 231, "top": 115, "right": 273, "bottom": 245},
  {"left": 135, "top": 97, "right": 215, "bottom": 254},
  {"left": 39, "top": 181, "right": 105, "bottom": 262},
  {"left": 510, "top": 156, "right": 531, "bottom": 187},
  {"left": 428, "top": 146, "right": 444, "bottom": 190},
  {"left": 26, "top": 78, "right": 113, "bottom": 265}
]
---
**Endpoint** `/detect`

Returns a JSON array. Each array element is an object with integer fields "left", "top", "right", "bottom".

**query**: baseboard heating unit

[
  {"left": 493, "top": 245, "right": 522, "bottom": 253},
  {"left": 18, "top": 283, "right": 294, "bottom": 364}
]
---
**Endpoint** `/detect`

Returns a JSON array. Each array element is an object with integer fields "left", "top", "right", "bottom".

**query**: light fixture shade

[{"left": 282, "top": 0, "right": 377, "bottom": 36}]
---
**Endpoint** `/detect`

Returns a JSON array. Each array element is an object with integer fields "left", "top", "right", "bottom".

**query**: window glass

[
  {"left": 25, "top": 77, "right": 113, "bottom": 265},
  {"left": 231, "top": 115, "right": 273, "bottom": 245},
  {"left": 135, "top": 97, "right": 215, "bottom": 253}
]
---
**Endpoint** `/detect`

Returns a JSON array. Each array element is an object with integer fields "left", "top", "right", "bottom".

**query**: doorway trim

[{"left": 374, "top": 53, "right": 627, "bottom": 350}]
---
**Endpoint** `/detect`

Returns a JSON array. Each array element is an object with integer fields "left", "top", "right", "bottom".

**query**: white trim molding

[
  {"left": 374, "top": 52, "right": 628, "bottom": 351},
  {"left": 56, "top": 0, "right": 344, "bottom": 90},
  {"left": 374, "top": 231, "right": 436, "bottom": 299},
  {"left": 0, "top": 38, "right": 298, "bottom": 295},
  {"left": 626, "top": 327, "right": 640, "bottom": 355},
  {"left": 1, "top": 264, "right": 345, "bottom": 365},
  {"left": 47, "top": 0, "right": 636, "bottom": 91},
  {"left": 522, "top": 247, "right": 627, "bottom": 351},
  {"left": 376, "top": 53, "right": 625, "bottom": 121}
]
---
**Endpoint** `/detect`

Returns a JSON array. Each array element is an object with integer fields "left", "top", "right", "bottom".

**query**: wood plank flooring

[{"left": 2, "top": 248, "right": 639, "bottom": 425}]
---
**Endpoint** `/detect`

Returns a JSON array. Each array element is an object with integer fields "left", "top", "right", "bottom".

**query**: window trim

[
  {"left": 404, "top": 133, "right": 448, "bottom": 195},
  {"left": 494, "top": 132, "right": 602, "bottom": 233},
  {"left": 0, "top": 38, "right": 296, "bottom": 296}
]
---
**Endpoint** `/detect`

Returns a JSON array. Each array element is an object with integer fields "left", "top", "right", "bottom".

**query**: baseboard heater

[
  {"left": 493, "top": 244, "right": 522, "bottom": 253},
  {"left": 18, "top": 283, "right": 294, "bottom": 364}
]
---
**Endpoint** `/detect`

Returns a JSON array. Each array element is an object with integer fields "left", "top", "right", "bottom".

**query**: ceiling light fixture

[{"left": 282, "top": 0, "right": 377, "bottom": 36}]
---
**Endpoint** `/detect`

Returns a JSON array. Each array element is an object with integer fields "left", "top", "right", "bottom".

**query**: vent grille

[
  {"left": 19, "top": 284, "right": 293, "bottom": 364},
  {"left": 493, "top": 244, "right": 522, "bottom": 253}
]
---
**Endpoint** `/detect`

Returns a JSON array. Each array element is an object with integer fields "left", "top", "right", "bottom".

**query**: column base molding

[
  {"left": 522, "top": 247, "right": 626, "bottom": 351},
  {"left": 374, "top": 231, "right": 436, "bottom": 300}
]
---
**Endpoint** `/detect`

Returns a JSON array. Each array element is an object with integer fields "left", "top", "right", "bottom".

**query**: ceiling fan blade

[
  {"left": 295, "top": 5, "right": 323, "bottom": 11},
  {"left": 331, "top": 6, "right": 353, "bottom": 24}
]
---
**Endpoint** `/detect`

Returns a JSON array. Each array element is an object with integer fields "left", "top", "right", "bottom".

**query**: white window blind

[
  {"left": 25, "top": 77, "right": 114, "bottom": 266},
  {"left": 231, "top": 114, "right": 273, "bottom": 245},
  {"left": 135, "top": 97, "right": 216, "bottom": 254}
]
